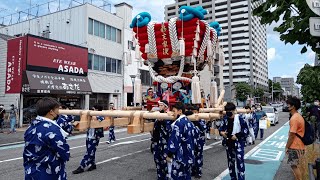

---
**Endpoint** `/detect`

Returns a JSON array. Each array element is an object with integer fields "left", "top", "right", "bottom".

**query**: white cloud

[
  {"left": 267, "top": 48, "right": 276, "bottom": 61},
  {"left": 306, "top": 51, "right": 315, "bottom": 61}
]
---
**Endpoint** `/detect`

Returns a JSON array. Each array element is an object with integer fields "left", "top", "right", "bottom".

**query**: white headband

[{"left": 158, "top": 101, "right": 168, "bottom": 108}]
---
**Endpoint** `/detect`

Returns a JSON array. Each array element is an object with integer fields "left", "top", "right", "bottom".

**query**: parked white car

[{"left": 262, "top": 106, "right": 279, "bottom": 125}]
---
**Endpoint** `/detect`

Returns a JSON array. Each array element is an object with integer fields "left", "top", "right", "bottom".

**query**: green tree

[
  {"left": 253, "top": 0, "right": 320, "bottom": 55},
  {"left": 235, "top": 82, "right": 252, "bottom": 102},
  {"left": 253, "top": 87, "right": 265, "bottom": 101},
  {"left": 296, "top": 64, "right": 320, "bottom": 102}
]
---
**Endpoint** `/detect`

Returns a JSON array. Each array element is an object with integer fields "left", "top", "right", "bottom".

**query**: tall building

[
  {"left": 275, "top": 77, "right": 295, "bottom": 96},
  {"left": 165, "top": 0, "right": 268, "bottom": 95}
]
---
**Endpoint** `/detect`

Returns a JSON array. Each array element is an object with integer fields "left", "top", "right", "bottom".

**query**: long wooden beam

[{"left": 59, "top": 107, "right": 249, "bottom": 134}]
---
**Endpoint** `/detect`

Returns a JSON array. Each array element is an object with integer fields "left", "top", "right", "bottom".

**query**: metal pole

[
  {"left": 132, "top": 80, "right": 135, "bottom": 107},
  {"left": 272, "top": 83, "right": 274, "bottom": 103}
]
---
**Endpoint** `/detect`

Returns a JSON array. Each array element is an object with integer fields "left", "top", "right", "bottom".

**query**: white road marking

[
  {"left": 70, "top": 133, "right": 149, "bottom": 150},
  {"left": 96, "top": 148, "right": 149, "bottom": 165},
  {"left": 251, "top": 149, "right": 282, "bottom": 161},
  {"left": 213, "top": 122, "right": 289, "bottom": 180},
  {"left": 0, "top": 133, "right": 150, "bottom": 163}
]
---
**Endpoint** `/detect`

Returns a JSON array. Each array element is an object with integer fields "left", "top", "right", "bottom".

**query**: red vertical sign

[{"left": 5, "top": 36, "right": 27, "bottom": 93}]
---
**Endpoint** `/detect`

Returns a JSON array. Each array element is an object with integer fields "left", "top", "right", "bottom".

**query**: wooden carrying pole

[{"left": 59, "top": 109, "right": 222, "bottom": 134}]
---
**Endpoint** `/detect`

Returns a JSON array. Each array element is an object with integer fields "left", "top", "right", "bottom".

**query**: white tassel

[
  {"left": 179, "top": 39, "right": 185, "bottom": 56},
  {"left": 210, "top": 81, "right": 218, "bottom": 107},
  {"left": 135, "top": 44, "right": 141, "bottom": 59},
  {"left": 207, "top": 40, "right": 213, "bottom": 57},
  {"left": 196, "top": 24, "right": 200, "bottom": 33},
  {"left": 194, "top": 40, "right": 198, "bottom": 48},
  {"left": 191, "top": 75, "right": 201, "bottom": 104},
  {"left": 145, "top": 43, "right": 149, "bottom": 53},
  {"left": 134, "top": 77, "right": 142, "bottom": 105},
  {"left": 195, "top": 33, "right": 200, "bottom": 41},
  {"left": 193, "top": 48, "right": 198, "bottom": 57}
]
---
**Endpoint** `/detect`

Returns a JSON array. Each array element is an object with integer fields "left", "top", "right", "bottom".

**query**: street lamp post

[{"left": 130, "top": 75, "right": 136, "bottom": 106}]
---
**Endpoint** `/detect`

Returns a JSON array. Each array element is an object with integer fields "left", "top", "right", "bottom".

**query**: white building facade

[
  {"left": 165, "top": 0, "right": 268, "bottom": 95},
  {"left": 0, "top": 2, "right": 133, "bottom": 110}
]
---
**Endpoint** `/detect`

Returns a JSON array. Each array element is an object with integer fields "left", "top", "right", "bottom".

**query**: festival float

[{"left": 60, "top": 6, "right": 239, "bottom": 134}]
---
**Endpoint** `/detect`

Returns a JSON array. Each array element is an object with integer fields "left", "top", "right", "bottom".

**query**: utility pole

[{"left": 271, "top": 83, "right": 274, "bottom": 103}]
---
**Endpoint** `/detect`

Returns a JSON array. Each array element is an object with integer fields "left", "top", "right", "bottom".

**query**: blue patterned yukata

[
  {"left": 108, "top": 125, "right": 116, "bottom": 142},
  {"left": 167, "top": 115, "right": 195, "bottom": 180},
  {"left": 80, "top": 116, "right": 104, "bottom": 169},
  {"left": 192, "top": 119, "right": 207, "bottom": 177},
  {"left": 219, "top": 114, "right": 247, "bottom": 180},
  {"left": 56, "top": 114, "right": 74, "bottom": 134},
  {"left": 23, "top": 116, "right": 70, "bottom": 180},
  {"left": 152, "top": 119, "right": 172, "bottom": 180}
]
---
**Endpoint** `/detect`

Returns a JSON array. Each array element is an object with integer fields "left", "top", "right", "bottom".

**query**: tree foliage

[
  {"left": 296, "top": 64, "right": 320, "bottom": 102},
  {"left": 235, "top": 82, "right": 252, "bottom": 102},
  {"left": 253, "top": 0, "right": 320, "bottom": 55},
  {"left": 253, "top": 87, "right": 265, "bottom": 100}
]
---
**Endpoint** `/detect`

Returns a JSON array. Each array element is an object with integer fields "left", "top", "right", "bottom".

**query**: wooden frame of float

[{"left": 60, "top": 91, "right": 249, "bottom": 134}]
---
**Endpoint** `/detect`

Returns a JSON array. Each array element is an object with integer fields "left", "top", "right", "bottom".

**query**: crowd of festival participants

[{"left": 22, "top": 93, "right": 306, "bottom": 180}]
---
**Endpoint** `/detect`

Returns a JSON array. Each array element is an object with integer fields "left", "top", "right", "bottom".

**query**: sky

[{"left": 0, "top": 0, "right": 316, "bottom": 84}]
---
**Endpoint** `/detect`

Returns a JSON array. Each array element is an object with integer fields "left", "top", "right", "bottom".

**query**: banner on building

[
  {"left": 5, "top": 36, "right": 27, "bottom": 93},
  {"left": 26, "top": 34, "right": 88, "bottom": 76}
]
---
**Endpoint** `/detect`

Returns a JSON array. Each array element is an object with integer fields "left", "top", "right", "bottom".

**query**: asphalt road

[{"left": 0, "top": 112, "right": 290, "bottom": 180}]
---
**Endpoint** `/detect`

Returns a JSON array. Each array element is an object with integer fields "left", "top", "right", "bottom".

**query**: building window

[
  {"left": 88, "top": 18, "right": 93, "bottom": 35},
  {"left": 88, "top": 53, "right": 93, "bottom": 69},
  {"left": 106, "top": 25, "right": 111, "bottom": 40},
  {"left": 99, "top": 22, "right": 105, "bottom": 38},
  {"left": 94, "top": 20, "right": 99, "bottom": 36},
  {"left": 93, "top": 55, "right": 99, "bottom": 70},
  {"left": 111, "top": 59, "right": 117, "bottom": 73},
  {"left": 128, "top": 41, "right": 135, "bottom": 50},
  {"left": 117, "top": 29, "right": 121, "bottom": 43},
  {"left": 88, "top": 18, "right": 122, "bottom": 44},
  {"left": 99, "top": 56, "right": 105, "bottom": 71},
  {"left": 117, "top": 60, "right": 122, "bottom": 74},
  {"left": 111, "top": 27, "right": 116, "bottom": 42},
  {"left": 106, "top": 57, "right": 112, "bottom": 72},
  {"left": 141, "top": 70, "right": 152, "bottom": 86}
]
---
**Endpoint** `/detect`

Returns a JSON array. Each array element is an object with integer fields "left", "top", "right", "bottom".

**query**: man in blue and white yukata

[
  {"left": 152, "top": 100, "right": 172, "bottom": 180},
  {"left": 106, "top": 102, "right": 116, "bottom": 144},
  {"left": 191, "top": 105, "right": 207, "bottom": 178},
  {"left": 23, "top": 97, "right": 70, "bottom": 180},
  {"left": 57, "top": 105, "right": 74, "bottom": 135},
  {"left": 219, "top": 102, "right": 247, "bottom": 180},
  {"left": 73, "top": 105, "right": 105, "bottom": 174},
  {"left": 166, "top": 102, "right": 195, "bottom": 180}
]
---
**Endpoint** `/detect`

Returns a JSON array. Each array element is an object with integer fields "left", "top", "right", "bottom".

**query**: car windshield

[{"left": 262, "top": 107, "right": 274, "bottom": 113}]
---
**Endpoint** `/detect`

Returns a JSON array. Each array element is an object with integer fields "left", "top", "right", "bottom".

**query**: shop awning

[{"left": 24, "top": 71, "right": 92, "bottom": 94}]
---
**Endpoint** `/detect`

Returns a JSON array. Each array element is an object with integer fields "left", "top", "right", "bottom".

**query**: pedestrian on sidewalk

[
  {"left": 191, "top": 105, "right": 207, "bottom": 178},
  {"left": 0, "top": 104, "right": 5, "bottom": 133},
  {"left": 73, "top": 105, "right": 105, "bottom": 174},
  {"left": 219, "top": 102, "right": 247, "bottom": 180},
  {"left": 254, "top": 105, "right": 267, "bottom": 140},
  {"left": 285, "top": 97, "right": 305, "bottom": 180},
  {"left": 23, "top": 97, "right": 70, "bottom": 180},
  {"left": 8, "top": 104, "right": 18, "bottom": 133},
  {"left": 106, "top": 102, "right": 116, "bottom": 144},
  {"left": 152, "top": 100, "right": 172, "bottom": 180},
  {"left": 165, "top": 102, "right": 196, "bottom": 180},
  {"left": 244, "top": 106, "right": 255, "bottom": 145}
]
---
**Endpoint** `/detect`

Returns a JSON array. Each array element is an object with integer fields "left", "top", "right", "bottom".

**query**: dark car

[
  {"left": 282, "top": 104, "right": 289, "bottom": 112},
  {"left": 23, "top": 105, "right": 37, "bottom": 124}
]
